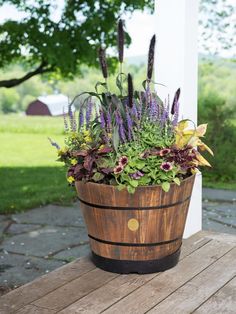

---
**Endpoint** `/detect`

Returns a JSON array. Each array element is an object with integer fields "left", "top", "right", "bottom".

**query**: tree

[
  {"left": 0, "top": 0, "right": 154, "bottom": 88},
  {"left": 199, "top": 0, "right": 236, "bottom": 56},
  {"left": 0, "top": 88, "right": 20, "bottom": 112}
]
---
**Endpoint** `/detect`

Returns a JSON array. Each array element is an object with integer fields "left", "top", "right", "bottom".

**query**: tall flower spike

[
  {"left": 98, "top": 47, "right": 108, "bottom": 79},
  {"left": 79, "top": 109, "right": 84, "bottom": 128},
  {"left": 171, "top": 88, "right": 181, "bottom": 115},
  {"left": 68, "top": 105, "right": 74, "bottom": 131},
  {"left": 147, "top": 35, "right": 156, "bottom": 81},
  {"left": 86, "top": 98, "right": 93, "bottom": 126},
  {"left": 127, "top": 73, "right": 133, "bottom": 108},
  {"left": 118, "top": 19, "right": 124, "bottom": 63},
  {"left": 63, "top": 107, "right": 69, "bottom": 132}
]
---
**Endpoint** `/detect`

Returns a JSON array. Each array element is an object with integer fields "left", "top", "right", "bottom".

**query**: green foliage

[
  {"left": 199, "top": 0, "right": 236, "bottom": 54},
  {"left": 139, "top": 121, "right": 175, "bottom": 148},
  {"left": 0, "top": 1, "right": 154, "bottom": 87},
  {"left": 111, "top": 141, "right": 179, "bottom": 193},
  {"left": 198, "top": 90, "right": 236, "bottom": 183},
  {"left": 0, "top": 88, "right": 20, "bottom": 113}
]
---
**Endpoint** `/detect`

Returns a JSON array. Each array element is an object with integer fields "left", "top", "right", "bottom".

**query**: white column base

[{"left": 184, "top": 173, "right": 202, "bottom": 238}]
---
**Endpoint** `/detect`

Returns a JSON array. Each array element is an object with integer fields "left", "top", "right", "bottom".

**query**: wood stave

[{"left": 76, "top": 175, "right": 195, "bottom": 262}]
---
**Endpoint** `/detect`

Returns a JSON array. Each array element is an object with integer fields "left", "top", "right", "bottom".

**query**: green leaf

[
  {"left": 161, "top": 182, "right": 170, "bottom": 192},
  {"left": 129, "top": 180, "right": 139, "bottom": 187},
  {"left": 92, "top": 172, "right": 104, "bottom": 182},
  {"left": 173, "top": 177, "right": 181, "bottom": 186},
  {"left": 117, "top": 184, "right": 125, "bottom": 191},
  {"left": 136, "top": 161, "right": 146, "bottom": 169},
  {"left": 127, "top": 185, "right": 135, "bottom": 194}
]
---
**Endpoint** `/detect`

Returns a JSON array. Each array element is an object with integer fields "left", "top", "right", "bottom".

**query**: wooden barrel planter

[{"left": 75, "top": 175, "right": 195, "bottom": 274}]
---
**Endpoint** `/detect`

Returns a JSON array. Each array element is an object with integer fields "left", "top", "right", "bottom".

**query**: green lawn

[
  {"left": 0, "top": 114, "right": 235, "bottom": 214},
  {"left": 0, "top": 115, "right": 76, "bottom": 214}
]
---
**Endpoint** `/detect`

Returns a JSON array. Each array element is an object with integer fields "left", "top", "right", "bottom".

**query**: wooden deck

[{"left": 0, "top": 231, "right": 235, "bottom": 314}]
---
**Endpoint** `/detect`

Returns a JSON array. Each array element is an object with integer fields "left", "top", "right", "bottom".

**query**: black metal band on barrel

[
  {"left": 77, "top": 195, "right": 191, "bottom": 210},
  {"left": 88, "top": 234, "right": 181, "bottom": 247},
  {"left": 91, "top": 248, "right": 181, "bottom": 274}
]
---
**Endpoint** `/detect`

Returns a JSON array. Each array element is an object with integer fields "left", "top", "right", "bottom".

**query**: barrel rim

[{"left": 76, "top": 173, "right": 195, "bottom": 191}]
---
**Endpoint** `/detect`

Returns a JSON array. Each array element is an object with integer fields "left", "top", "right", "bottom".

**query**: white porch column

[{"left": 155, "top": 0, "right": 202, "bottom": 238}]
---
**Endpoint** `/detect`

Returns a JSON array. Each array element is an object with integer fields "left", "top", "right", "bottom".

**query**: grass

[
  {"left": 202, "top": 177, "right": 236, "bottom": 191},
  {"left": 1, "top": 114, "right": 235, "bottom": 214},
  {"left": 0, "top": 114, "right": 76, "bottom": 214}
]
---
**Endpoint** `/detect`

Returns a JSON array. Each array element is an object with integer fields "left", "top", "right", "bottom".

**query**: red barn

[{"left": 26, "top": 94, "right": 72, "bottom": 116}]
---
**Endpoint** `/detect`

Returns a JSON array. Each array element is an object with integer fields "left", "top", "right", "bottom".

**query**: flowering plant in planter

[
  {"left": 50, "top": 21, "right": 213, "bottom": 194},
  {"left": 49, "top": 20, "right": 214, "bottom": 275}
]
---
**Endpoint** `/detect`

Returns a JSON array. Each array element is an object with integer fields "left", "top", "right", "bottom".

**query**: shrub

[{"left": 198, "top": 91, "right": 236, "bottom": 182}]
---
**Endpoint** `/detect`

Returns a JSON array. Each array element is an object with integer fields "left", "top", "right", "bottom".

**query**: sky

[{"left": 0, "top": 2, "right": 235, "bottom": 58}]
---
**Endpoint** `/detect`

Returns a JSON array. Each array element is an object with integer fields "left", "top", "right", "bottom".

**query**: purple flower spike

[
  {"left": 126, "top": 107, "right": 133, "bottom": 141},
  {"left": 172, "top": 101, "right": 179, "bottom": 126},
  {"left": 119, "top": 123, "right": 126, "bottom": 143},
  {"left": 106, "top": 107, "right": 112, "bottom": 132},
  {"left": 131, "top": 101, "right": 138, "bottom": 118},
  {"left": 72, "top": 111, "right": 77, "bottom": 131},
  {"left": 100, "top": 109, "right": 106, "bottom": 129},
  {"left": 63, "top": 108, "right": 69, "bottom": 132},
  {"left": 48, "top": 137, "right": 60, "bottom": 150},
  {"left": 79, "top": 109, "right": 84, "bottom": 128},
  {"left": 86, "top": 98, "right": 93, "bottom": 126},
  {"left": 115, "top": 110, "right": 126, "bottom": 142},
  {"left": 150, "top": 98, "right": 158, "bottom": 121},
  {"left": 68, "top": 105, "right": 74, "bottom": 131}
]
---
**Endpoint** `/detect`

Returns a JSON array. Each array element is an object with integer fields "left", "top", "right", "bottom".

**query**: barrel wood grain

[{"left": 76, "top": 175, "right": 195, "bottom": 263}]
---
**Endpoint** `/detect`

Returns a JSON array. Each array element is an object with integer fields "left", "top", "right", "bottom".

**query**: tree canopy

[
  {"left": 0, "top": 0, "right": 154, "bottom": 88},
  {"left": 200, "top": 0, "right": 236, "bottom": 56}
]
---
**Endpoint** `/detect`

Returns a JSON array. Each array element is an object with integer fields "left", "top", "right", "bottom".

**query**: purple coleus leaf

[
  {"left": 83, "top": 155, "right": 95, "bottom": 172},
  {"left": 101, "top": 167, "right": 114, "bottom": 174},
  {"left": 98, "top": 147, "right": 113, "bottom": 154},
  {"left": 71, "top": 150, "right": 88, "bottom": 157}
]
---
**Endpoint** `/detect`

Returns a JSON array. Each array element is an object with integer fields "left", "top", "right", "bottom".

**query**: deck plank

[
  {"left": 1, "top": 231, "right": 236, "bottom": 314},
  {"left": 148, "top": 248, "right": 236, "bottom": 313},
  {"left": 16, "top": 305, "right": 56, "bottom": 314},
  {"left": 102, "top": 240, "right": 234, "bottom": 314},
  {"left": 0, "top": 257, "right": 95, "bottom": 314},
  {"left": 58, "top": 231, "right": 211, "bottom": 314},
  {"left": 193, "top": 276, "right": 236, "bottom": 314},
  {"left": 31, "top": 268, "right": 119, "bottom": 311}
]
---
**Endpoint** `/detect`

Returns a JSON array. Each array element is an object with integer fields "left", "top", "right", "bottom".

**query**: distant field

[
  {"left": 0, "top": 114, "right": 65, "bottom": 135},
  {"left": 0, "top": 114, "right": 76, "bottom": 214}
]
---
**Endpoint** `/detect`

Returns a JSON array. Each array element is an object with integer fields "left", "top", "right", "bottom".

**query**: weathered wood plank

[
  {"left": 193, "top": 276, "right": 236, "bottom": 314},
  {"left": 148, "top": 248, "right": 236, "bottom": 313},
  {"left": 58, "top": 231, "right": 211, "bottom": 314},
  {"left": 16, "top": 305, "right": 56, "bottom": 314},
  {"left": 32, "top": 268, "right": 119, "bottom": 311},
  {"left": 0, "top": 257, "right": 95, "bottom": 314},
  {"left": 102, "top": 240, "right": 234, "bottom": 314},
  {"left": 201, "top": 231, "right": 236, "bottom": 244}
]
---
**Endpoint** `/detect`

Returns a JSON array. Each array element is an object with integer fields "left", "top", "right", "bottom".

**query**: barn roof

[{"left": 37, "top": 94, "right": 74, "bottom": 116}]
